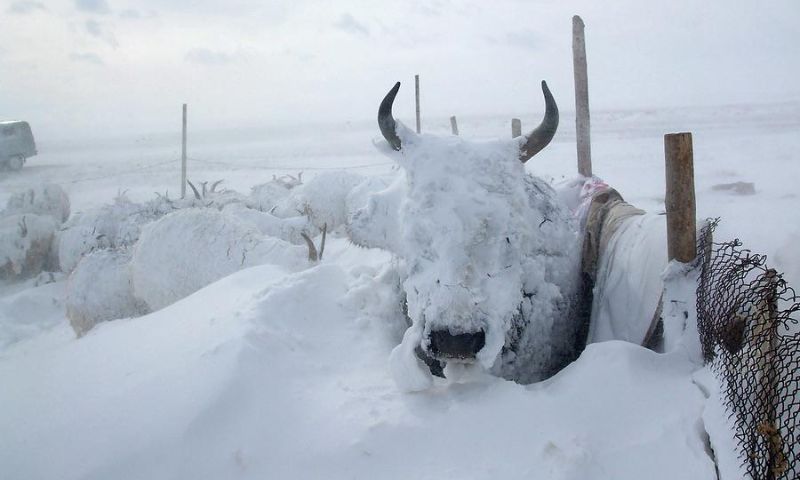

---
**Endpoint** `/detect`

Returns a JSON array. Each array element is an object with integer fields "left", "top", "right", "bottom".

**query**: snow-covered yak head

[{"left": 357, "top": 81, "right": 584, "bottom": 381}]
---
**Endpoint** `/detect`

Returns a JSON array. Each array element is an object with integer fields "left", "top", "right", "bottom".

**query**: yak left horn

[
  {"left": 378, "top": 82, "right": 402, "bottom": 151},
  {"left": 518, "top": 81, "right": 559, "bottom": 163}
]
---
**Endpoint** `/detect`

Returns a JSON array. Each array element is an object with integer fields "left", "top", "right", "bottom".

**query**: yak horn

[
  {"left": 301, "top": 232, "right": 318, "bottom": 262},
  {"left": 519, "top": 81, "right": 559, "bottom": 163},
  {"left": 301, "top": 223, "right": 327, "bottom": 263},
  {"left": 378, "top": 82, "right": 402, "bottom": 151}
]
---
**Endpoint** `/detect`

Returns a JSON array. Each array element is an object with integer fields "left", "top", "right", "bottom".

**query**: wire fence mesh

[{"left": 696, "top": 219, "right": 800, "bottom": 479}]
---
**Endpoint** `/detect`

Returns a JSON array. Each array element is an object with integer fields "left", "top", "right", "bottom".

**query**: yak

[{"left": 348, "top": 80, "right": 599, "bottom": 388}]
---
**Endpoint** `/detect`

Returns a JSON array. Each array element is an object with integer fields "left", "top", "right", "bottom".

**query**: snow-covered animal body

[
  {"left": 66, "top": 249, "right": 147, "bottom": 337},
  {"left": 131, "top": 208, "right": 310, "bottom": 311},
  {"left": 57, "top": 178, "right": 321, "bottom": 336},
  {"left": 350, "top": 81, "right": 591, "bottom": 385},
  {"left": 0, "top": 185, "right": 69, "bottom": 279},
  {"left": 0, "top": 214, "right": 57, "bottom": 279}
]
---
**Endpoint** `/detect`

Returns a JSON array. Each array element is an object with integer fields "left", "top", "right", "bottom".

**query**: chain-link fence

[{"left": 696, "top": 219, "right": 799, "bottom": 479}]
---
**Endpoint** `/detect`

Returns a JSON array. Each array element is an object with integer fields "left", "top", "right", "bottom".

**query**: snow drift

[
  {"left": 2, "top": 101, "right": 784, "bottom": 479},
  {"left": 0, "top": 262, "right": 717, "bottom": 480}
]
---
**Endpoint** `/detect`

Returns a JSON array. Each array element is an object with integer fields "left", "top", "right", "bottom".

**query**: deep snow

[
  {"left": 0, "top": 260, "right": 716, "bottom": 479},
  {"left": 1, "top": 100, "right": 798, "bottom": 478}
]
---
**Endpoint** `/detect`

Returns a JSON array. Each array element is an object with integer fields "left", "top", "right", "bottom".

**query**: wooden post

[
  {"left": 572, "top": 15, "right": 592, "bottom": 177},
  {"left": 511, "top": 118, "right": 522, "bottom": 138},
  {"left": 181, "top": 103, "right": 187, "bottom": 199},
  {"left": 450, "top": 116, "right": 459, "bottom": 135},
  {"left": 664, "top": 132, "right": 696, "bottom": 263},
  {"left": 414, "top": 74, "right": 421, "bottom": 134},
  {"left": 752, "top": 270, "right": 788, "bottom": 478}
]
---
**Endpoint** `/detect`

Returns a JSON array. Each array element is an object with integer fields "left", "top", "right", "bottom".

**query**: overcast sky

[{"left": 1, "top": 0, "right": 798, "bottom": 140}]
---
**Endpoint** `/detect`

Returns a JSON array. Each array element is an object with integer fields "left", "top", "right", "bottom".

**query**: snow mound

[
  {"left": 131, "top": 208, "right": 307, "bottom": 311},
  {"left": 0, "top": 214, "right": 57, "bottom": 279},
  {"left": 0, "top": 263, "right": 716, "bottom": 479},
  {"left": 2, "top": 184, "right": 70, "bottom": 225},
  {"left": 0, "top": 278, "right": 65, "bottom": 349},
  {"left": 66, "top": 249, "right": 148, "bottom": 337},
  {"left": 389, "top": 321, "right": 433, "bottom": 392}
]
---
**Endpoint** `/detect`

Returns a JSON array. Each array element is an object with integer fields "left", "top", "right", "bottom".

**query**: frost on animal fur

[
  {"left": 3, "top": 184, "right": 70, "bottom": 225},
  {"left": 66, "top": 249, "right": 148, "bottom": 337},
  {"left": 0, "top": 214, "right": 57, "bottom": 279},
  {"left": 56, "top": 178, "right": 329, "bottom": 335},
  {"left": 0, "top": 185, "right": 69, "bottom": 279},
  {"left": 131, "top": 208, "right": 309, "bottom": 311},
  {"left": 350, "top": 81, "right": 592, "bottom": 389}
]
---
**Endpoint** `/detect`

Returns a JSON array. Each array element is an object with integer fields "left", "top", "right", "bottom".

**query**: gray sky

[{"left": 1, "top": 0, "right": 798, "bottom": 140}]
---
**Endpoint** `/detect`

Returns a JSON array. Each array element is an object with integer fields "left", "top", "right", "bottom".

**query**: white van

[{"left": 1, "top": 121, "right": 37, "bottom": 170}]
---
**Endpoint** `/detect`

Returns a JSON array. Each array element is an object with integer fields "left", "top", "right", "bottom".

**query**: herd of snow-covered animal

[
  {"left": 0, "top": 171, "right": 366, "bottom": 336},
  {"left": 0, "top": 80, "right": 663, "bottom": 388}
]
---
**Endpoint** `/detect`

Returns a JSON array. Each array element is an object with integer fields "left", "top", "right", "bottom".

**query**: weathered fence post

[
  {"left": 181, "top": 103, "right": 187, "bottom": 199},
  {"left": 450, "top": 116, "right": 459, "bottom": 135},
  {"left": 753, "top": 270, "right": 788, "bottom": 478},
  {"left": 415, "top": 74, "right": 421, "bottom": 134},
  {"left": 511, "top": 118, "right": 522, "bottom": 138},
  {"left": 573, "top": 15, "right": 592, "bottom": 177},
  {"left": 664, "top": 132, "right": 696, "bottom": 263}
]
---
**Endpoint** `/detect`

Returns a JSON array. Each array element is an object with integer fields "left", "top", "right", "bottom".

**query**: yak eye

[{"left": 506, "top": 237, "right": 510, "bottom": 244}]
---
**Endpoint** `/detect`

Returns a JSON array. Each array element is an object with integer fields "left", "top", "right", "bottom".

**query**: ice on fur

[{"left": 351, "top": 123, "right": 585, "bottom": 384}]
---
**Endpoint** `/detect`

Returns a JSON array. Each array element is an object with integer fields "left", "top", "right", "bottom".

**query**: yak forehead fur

[{"left": 379, "top": 124, "right": 582, "bottom": 376}]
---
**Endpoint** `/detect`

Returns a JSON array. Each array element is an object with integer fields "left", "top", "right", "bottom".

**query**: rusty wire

[{"left": 696, "top": 219, "right": 799, "bottom": 479}]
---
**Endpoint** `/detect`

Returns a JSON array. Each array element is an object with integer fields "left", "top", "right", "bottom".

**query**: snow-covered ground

[{"left": 1, "top": 101, "right": 798, "bottom": 479}]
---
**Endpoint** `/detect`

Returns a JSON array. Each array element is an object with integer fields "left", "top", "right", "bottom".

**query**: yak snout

[{"left": 429, "top": 329, "right": 486, "bottom": 359}]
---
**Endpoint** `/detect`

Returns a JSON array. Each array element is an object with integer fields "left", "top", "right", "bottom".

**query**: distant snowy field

[
  {"left": 1, "top": 102, "right": 798, "bottom": 479},
  {"left": 3, "top": 102, "right": 798, "bottom": 282}
]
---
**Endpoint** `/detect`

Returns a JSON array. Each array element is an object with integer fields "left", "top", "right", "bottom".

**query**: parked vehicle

[{"left": 0, "top": 120, "right": 37, "bottom": 170}]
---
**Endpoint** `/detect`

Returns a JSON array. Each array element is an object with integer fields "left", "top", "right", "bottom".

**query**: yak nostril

[{"left": 429, "top": 329, "right": 486, "bottom": 359}]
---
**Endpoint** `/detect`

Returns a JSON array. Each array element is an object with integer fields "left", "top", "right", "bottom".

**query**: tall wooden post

[
  {"left": 450, "top": 116, "right": 459, "bottom": 135},
  {"left": 573, "top": 15, "right": 592, "bottom": 177},
  {"left": 511, "top": 118, "right": 522, "bottom": 138},
  {"left": 664, "top": 132, "right": 696, "bottom": 263},
  {"left": 415, "top": 74, "right": 421, "bottom": 134},
  {"left": 181, "top": 103, "right": 187, "bottom": 199}
]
